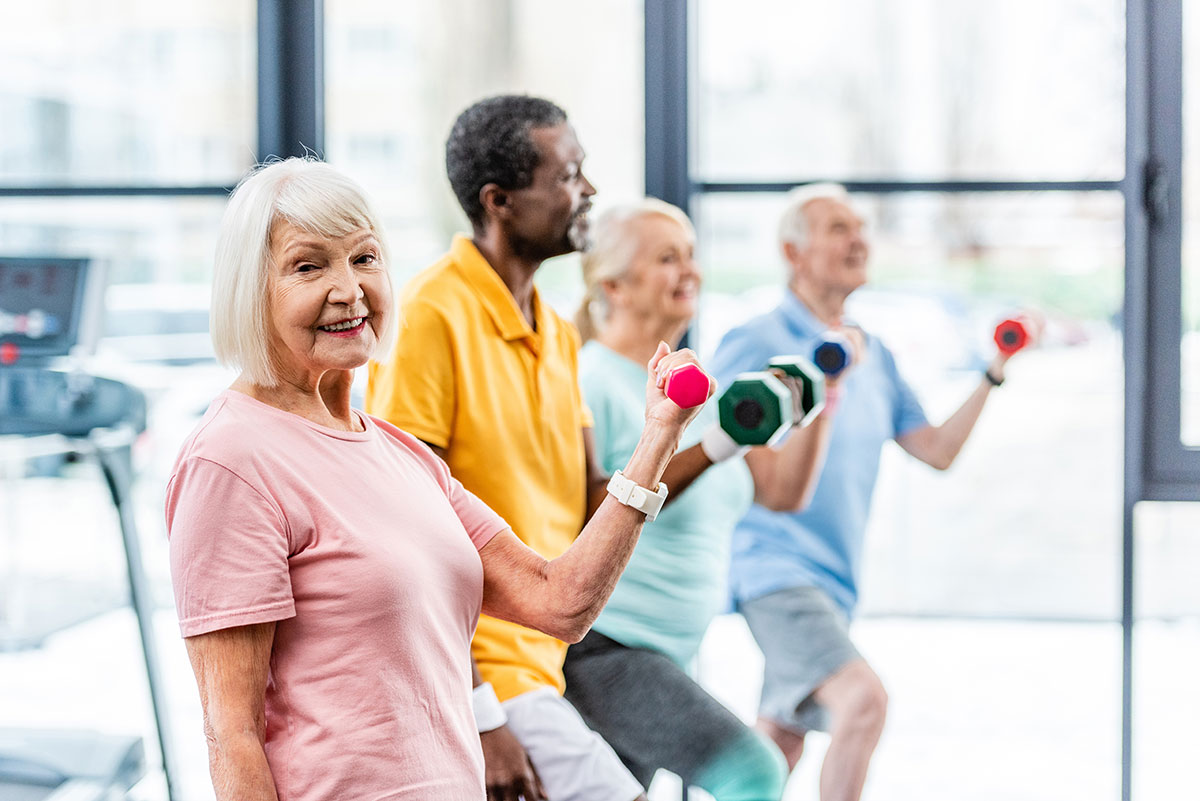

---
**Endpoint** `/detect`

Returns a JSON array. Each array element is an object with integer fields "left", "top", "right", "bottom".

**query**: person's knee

[
  {"left": 697, "top": 730, "right": 788, "bottom": 801},
  {"left": 844, "top": 678, "right": 887, "bottom": 735},
  {"left": 821, "top": 663, "right": 888, "bottom": 736}
]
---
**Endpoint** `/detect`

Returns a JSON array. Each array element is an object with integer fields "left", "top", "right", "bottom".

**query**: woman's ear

[{"left": 600, "top": 276, "right": 624, "bottom": 310}]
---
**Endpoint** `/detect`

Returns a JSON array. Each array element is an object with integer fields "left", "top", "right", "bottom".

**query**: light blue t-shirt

[
  {"left": 581, "top": 341, "right": 755, "bottom": 667},
  {"left": 709, "top": 292, "right": 928, "bottom": 618}
]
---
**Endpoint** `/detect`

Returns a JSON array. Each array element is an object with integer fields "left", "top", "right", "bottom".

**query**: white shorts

[{"left": 503, "top": 687, "right": 644, "bottom": 801}]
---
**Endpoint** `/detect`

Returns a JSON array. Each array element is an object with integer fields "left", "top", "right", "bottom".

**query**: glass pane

[
  {"left": 694, "top": 0, "right": 1124, "bottom": 182},
  {"left": 325, "top": 0, "right": 644, "bottom": 307},
  {"left": 694, "top": 191, "right": 1124, "bottom": 619},
  {"left": 1132, "top": 503, "right": 1200, "bottom": 799},
  {"left": 0, "top": 2, "right": 256, "bottom": 185}
]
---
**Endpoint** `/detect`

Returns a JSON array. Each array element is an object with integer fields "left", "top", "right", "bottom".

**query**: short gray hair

[
  {"left": 210, "top": 158, "right": 395, "bottom": 387},
  {"left": 575, "top": 198, "right": 695, "bottom": 342},
  {"left": 777, "top": 182, "right": 851, "bottom": 250}
]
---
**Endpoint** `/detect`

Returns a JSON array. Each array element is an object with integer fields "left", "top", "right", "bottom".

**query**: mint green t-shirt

[{"left": 582, "top": 341, "right": 755, "bottom": 667}]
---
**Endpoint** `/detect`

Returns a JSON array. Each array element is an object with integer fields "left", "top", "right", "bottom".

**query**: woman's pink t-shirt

[{"left": 165, "top": 389, "right": 507, "bottom": 801}]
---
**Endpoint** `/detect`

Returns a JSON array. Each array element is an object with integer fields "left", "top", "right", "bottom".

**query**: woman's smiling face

[
  {"left": 608, "top": 213, "right": 701, "bottom": 329},
  {"left": 265, "top": 219, "right": 392, "bottom": 386}
]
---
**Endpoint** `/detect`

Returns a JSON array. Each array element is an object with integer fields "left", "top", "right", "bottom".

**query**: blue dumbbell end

[{"left": 813, "top": 338, "right": 851, "bottom": 377}]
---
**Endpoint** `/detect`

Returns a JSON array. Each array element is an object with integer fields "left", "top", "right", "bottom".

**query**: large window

[{"left": 666, "top": 2, "right": 1130, "bottom": 799}]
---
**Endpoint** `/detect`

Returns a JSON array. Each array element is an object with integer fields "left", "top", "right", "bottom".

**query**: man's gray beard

[{"left": 568, "top": 219, "right": 591, "bottom": 253}]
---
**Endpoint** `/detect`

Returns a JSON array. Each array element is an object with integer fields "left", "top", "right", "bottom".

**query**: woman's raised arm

[{"left": 479, "top": 344, "right": 710, "bottom": 641}]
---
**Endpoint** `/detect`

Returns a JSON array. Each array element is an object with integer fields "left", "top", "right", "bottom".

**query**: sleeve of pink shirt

[
  {"left": 166, "top": 457, "right": 296, "bottom": 638},
  {"left": 442, "top": 468, "right": 509, "bottom": 551}
]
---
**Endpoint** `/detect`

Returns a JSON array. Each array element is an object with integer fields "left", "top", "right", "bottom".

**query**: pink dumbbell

[{"left": 664, "top": 363, "right": 711, "bottom": 409}]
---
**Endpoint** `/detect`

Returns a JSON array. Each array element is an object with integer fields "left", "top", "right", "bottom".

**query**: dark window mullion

[
  {"left": 258, "top": 0, "right": 324, "bottom": 160},
  {"left": 1144, "top": 0, "right": 1192, "bottom": 490},
  {"left": 645, "top": 0, "right": 691, "bottom": 215}
]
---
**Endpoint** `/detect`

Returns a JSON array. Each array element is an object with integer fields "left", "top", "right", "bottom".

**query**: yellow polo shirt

[{"left": 365, "top": 234, "right": 591, "bottom": 701}]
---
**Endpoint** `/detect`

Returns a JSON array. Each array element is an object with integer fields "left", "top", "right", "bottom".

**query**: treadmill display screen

[{"left": 0, "top": 258, "right": 91, "bottom": 361}]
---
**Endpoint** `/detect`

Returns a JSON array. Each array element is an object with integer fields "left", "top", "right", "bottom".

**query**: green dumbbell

[
  {"left": 717, "top": 356, "right": 825, "bottom": 446},
  {"left": 767, "top": 355, "right": 826, "bottom": 428}
]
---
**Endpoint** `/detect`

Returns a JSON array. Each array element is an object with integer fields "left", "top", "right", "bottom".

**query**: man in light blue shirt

[{"left": 710, "top": 184, "right": 1021, "bottom": 801}]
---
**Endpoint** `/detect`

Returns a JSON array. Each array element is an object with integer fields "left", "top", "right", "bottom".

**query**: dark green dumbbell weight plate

[
  {"left": 766, "top": 355, "right": 826, "bottom": 428},
  {"left": 718, "top": 372, "right": 793, "bottom": 446}
]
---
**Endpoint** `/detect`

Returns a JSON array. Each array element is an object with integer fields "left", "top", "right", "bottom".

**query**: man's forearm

[
  {"left": 912, "top": 378, "right": 994, "bottom": 470},
  {"left": 749, "top": 411, "right": 834, "bottom": 511}
]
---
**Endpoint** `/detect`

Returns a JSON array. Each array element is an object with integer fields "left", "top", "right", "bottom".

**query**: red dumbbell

[
  {"left": 664, "top": 363, "right": 711, "bottom": 409},
  {"left": 993, "top": 316, "right": 1033, "bottom": 355},
  {"left": 0, "top": 342, "right": 19, "bottom": 365}
]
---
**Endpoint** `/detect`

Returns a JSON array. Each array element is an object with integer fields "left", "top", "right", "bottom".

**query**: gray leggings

[{"left": 563, "top": 630, "right": 786, "bottom": 801}]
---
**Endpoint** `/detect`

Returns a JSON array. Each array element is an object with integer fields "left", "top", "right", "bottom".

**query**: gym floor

[{"left": 0, "top": 606, "right": 1194, "bottom": 801}]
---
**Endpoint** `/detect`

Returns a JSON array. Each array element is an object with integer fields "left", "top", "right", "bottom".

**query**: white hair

[
  {"left": 210, "top": 158, "right": 396, "bottom": 387},
  {"left": 575, "top": 198, "right": 695, "bottom": 342},
  {"left": 777, "top": 182, "right": 851, "bottom": 250}
]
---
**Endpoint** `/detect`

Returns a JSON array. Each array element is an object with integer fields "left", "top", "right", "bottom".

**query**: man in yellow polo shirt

[{"left": 367, "top": 96, "right": 647, "bottom": 801}]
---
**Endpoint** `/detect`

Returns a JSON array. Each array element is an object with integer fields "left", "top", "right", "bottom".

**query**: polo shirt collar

[
  {"left": 451, "top": 234, "right": 542, "bottom": 343},
  {"left": 779, "top": 289, "right": 825, "bottom": 338}
]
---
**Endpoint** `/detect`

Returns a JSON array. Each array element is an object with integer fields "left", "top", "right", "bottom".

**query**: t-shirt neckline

[{"left": 220, "top": 388, "right": 374, "bottom": 442}]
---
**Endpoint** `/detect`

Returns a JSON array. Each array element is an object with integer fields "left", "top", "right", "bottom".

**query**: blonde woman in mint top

[
  {"left": 165, "top": 159, "right": 709, "bottom": 801},
  {"left": 562, "top": 200, "right": 852, "bottom": 801}
]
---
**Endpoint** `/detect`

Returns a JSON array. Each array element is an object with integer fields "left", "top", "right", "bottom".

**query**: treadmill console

[{"left": 0, "top": 257, "right": 102, "bottom": 366}]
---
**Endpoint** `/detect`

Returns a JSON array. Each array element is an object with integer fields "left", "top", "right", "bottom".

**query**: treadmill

[{"left": 0, "top": 256, "right": 178, "bottom": 801}]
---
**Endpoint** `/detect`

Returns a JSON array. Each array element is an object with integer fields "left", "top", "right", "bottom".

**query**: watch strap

[{"left": 606, "top": 469, "right": 669, "bottom": 522}]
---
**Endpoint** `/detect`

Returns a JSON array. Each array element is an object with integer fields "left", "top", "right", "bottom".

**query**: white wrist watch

[{"left": 606, "top": 469, "right": 669, "bottom": 522}]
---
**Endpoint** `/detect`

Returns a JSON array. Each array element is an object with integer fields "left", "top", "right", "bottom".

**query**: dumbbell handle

[{"left": 664, "top": 363, "right": 710, "bottom": 409}]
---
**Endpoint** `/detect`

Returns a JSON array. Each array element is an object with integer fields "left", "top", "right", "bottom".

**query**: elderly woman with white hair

[
  {"left": 164, "top": 159, "right": 709, "bottom": 801},
  {"left": 561, "top": 199, "right": 851, "bottom": 801}
]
